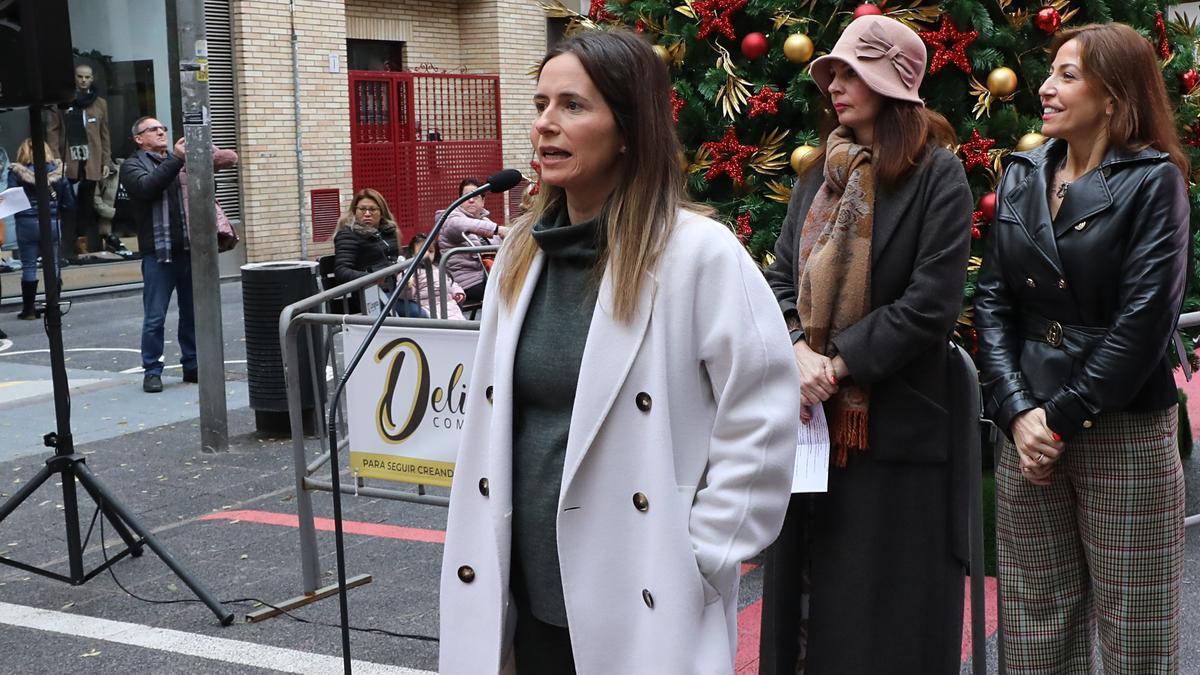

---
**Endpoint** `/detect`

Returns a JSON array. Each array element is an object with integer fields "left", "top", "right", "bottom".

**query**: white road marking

[
  {"left": 119, "top": 359, "right": 248, "bottom": 375},
  {"left": 0, "top": 601, "right": 433, "bottom": 674},
  {"left": 0, "top": 347, "right": 143, "bottom": 356},
  {"left": 0, "top": 339, "right": 12, "bottom": 353}
]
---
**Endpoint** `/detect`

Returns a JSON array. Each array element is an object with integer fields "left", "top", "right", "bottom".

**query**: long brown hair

[
  {"left": 798, "top": 101, "right": 956, "bottom": 185},
  {"left": 1049, "top": 23, "right": 1188, "bottom": 175},
  {"left": 499, "top": 28, "right": 705, "bottom": 323},
  {"left": 337, "top": 188, "right": 396, "bottom": 231}
]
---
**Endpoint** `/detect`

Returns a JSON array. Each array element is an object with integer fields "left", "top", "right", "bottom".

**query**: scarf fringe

[{"left": 831, "top": 407, "right": 870, "bottom": 468}]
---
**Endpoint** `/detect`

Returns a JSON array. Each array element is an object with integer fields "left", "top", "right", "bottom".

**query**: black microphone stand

[{"left": 324, "top": 175, "right": 516, "bottom": 673}]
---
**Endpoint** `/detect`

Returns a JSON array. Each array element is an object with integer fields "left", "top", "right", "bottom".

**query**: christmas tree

[{"left": 542, "top": 0, "right": 1200, "bottom": 353}]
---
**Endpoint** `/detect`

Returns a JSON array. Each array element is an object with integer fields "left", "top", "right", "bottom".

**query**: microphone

[
  {"left": 486, "top": 168, "right": 523, "bottom": 193},
  {"left": 322, "top": 169, "right": 524, "bottom": 672}
]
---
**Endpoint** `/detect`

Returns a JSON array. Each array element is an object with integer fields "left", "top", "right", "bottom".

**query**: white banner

[{"left": 342, "top": 323, "right": 478, "bottom": 487}]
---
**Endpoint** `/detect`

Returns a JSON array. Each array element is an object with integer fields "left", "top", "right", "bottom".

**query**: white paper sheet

[
  {"left": 0, "top": 187, "right": 30, "bottom": 220},
  {"left": 791, "top": 403, "right": 830, "bottom": 493}
]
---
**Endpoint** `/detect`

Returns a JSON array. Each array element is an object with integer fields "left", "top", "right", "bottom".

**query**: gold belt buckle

[{"left": 1045, "top": 321, "right": 1063, "bottom": 347}]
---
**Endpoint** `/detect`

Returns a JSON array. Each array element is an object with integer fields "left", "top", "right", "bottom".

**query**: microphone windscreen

[{"left": 487, "top": 169, "right": 523, "bottom": 193}]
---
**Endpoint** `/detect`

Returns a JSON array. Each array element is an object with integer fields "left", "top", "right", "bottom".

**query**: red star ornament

[
  {"left": 702, "top": 127, "right": 758, "bottom": 186},
  {"left": 747, "top": 86, "right": 785, "bottom": 119},
  {"left": 693, "top": 0, "right": 747, "bottom": 41},
  {"left": 736, "top": 212, "right": 752, "bottom": 242},
  {"left": 918, "top": 16, "right": 978, "bottom": 75},
  {"left": 670, "top": 88, "right": 685, "bottom": 123},
  {"left": 959, "top": 129, "right": 995, "bottom": 171}
]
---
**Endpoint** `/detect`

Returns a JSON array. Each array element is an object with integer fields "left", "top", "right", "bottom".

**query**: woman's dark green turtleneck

[{"left": 510, "top": 205, "right": 604, "bottom": 627}]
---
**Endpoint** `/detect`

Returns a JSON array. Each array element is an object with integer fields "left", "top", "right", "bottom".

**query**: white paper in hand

[
  {"left": 0, "top": 187, "right": 31, "bottom": 220},
  {"left": 791, "top": 403, "right": 830, "bottom": 493}
]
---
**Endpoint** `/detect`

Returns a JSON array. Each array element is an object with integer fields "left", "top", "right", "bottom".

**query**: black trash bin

[{"left": 241, "top": 261, "right": 325, "bottom": 435}]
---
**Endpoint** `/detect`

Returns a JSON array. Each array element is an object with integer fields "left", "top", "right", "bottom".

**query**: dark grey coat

[{"left": 759, "top": 145, "right": 974, "bottom": 674}]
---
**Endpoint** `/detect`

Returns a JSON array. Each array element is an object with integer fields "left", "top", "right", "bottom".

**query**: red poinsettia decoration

[
  {"left": 918, "top": 16, "right": 978, "bottom": 74},
  {"left": 736, "top": 212, "right": 752, "bottom": 242},
  {"left": 670, "top": 88, "right": 686, "bottom": 123},
  {"left": 702, "top": 127, "right": 758, "bottom": 186},
  {"left": 747, "top": 86, "right": 785, "bottom": 119},
  {"left": 693, "top": 0, "right": 747, "bottom": 41},
  {"left": 588, "top": 0, "right": 617, "bottom": 24},
  {"left": 1155, "top": 11, "right": 1171, "bottom": 60},
  {"left": 959, "top": 129, "right": 995, "bottom": 171}
]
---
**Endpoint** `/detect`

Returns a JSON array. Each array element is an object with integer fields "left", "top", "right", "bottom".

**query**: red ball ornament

[
  {"left": 1182, "top": 69, "right": 1200, "bottom": 94},
  {"left": 1033, "top": 6, "right": 1061, "bottom": 34},
  {"left": 741, "top": 32, "right": 768, "bottom": 60},
  {"left": 852, "top": 3, "right": 884, "bottom": 19},
  {"left": 978, "top": 192, "right": 997, "bottom": 222}
]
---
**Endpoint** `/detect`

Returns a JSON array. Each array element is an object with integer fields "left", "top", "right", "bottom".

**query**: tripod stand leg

[
  {"left": 61, "top": 471, "right": 86, "bottom": 584},
  {"left": 73, "top": 463, "right": 233, "bottom": 625},
  {"left": 75, "top": 471, "right": 144, "bottom": 558},
  {"left": 0, "top": 464, "right": 56, "bottom": 523}
]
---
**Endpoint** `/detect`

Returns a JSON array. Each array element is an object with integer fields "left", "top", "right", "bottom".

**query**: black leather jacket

[{"left": 974, "top": 139, "right": 1189, "bottom": 440}]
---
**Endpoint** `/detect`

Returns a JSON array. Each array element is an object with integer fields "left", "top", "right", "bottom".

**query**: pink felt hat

[{"left": 810, "top": 15, "right": 926, "bottom": 105}]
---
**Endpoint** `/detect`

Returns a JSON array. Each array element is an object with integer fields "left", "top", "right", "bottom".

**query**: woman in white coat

[{"left": 439, "top": 29, "right": 801, "bottom": 674}]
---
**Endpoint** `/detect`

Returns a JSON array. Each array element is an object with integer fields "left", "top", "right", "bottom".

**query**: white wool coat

[{"left": 439, "top": 209, "right": 800, "bottom": 674}]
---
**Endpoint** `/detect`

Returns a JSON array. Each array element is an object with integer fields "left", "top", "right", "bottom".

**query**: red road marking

[
  {"left": 201, "top": 509, "right": 998, "bottom": 667},
  {"left": 961, "top": 576, "right": 1000, "bottom": 662},
  {"left": 736, "top": 600, "right": 763, "bottom": 673},
  {"left": 198, "top": 509, "right": 446, "bottom": 543}
]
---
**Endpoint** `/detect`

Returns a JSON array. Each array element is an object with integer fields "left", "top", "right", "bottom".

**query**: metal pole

[
  {"left": 289, "top": 0, "right": 309, "bottom": 259},
  {"left": 176, "top": 0, "right": 228, "bottom": 452}
]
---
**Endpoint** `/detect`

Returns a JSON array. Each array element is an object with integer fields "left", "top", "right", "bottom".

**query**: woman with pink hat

[{"left": 760, "top": 14, "right": 974, "bottom": 673}]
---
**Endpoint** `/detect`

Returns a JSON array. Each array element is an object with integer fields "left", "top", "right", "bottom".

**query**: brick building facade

[{"left": 230, "top": 0, "right": 549, "bottom": 264}]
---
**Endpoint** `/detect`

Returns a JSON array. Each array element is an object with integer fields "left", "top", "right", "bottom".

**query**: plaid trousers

[{"left": 996, "top": 407, "right": 1185, "bottom": 674}]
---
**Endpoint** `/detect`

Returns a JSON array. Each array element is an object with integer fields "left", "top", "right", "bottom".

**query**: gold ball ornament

[
  {"left": 653, "top": 45, "right": 671, "bottom": 64},
  {"left": 783, "top": 33, "right": 815, "bottom": 64},
  {"left": 790, "top": 145, "right": 817, "bottom": 173},
  {"left": 986, "top": 67, "right": 1018, "bottom": 97},
  {"left": 1015, "top": 132, "right": 1046, "bottom": 152}
]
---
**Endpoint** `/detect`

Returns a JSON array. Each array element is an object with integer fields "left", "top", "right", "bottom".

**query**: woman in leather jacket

[{"left": 974, "top": 24, "right": 1189, "bottom": 673}]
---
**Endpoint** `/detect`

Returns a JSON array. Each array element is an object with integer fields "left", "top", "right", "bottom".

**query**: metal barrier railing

[
  {"left": 437, "top": 243, "right": 499, "bottom": 320},
  {"left": 267, "top": 258, "right": 478, "bottom": 619},
  {"left": 1177, "top": 311, "right": 1200, "bottom": 529}
]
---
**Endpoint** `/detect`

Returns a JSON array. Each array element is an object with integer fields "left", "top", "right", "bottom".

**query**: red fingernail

[
  {"left": 1052, "top": 433, "right": 1062, "bottom": 442},
  {"left": 831, "top": 376, "right": 838, "bottom": 385}
]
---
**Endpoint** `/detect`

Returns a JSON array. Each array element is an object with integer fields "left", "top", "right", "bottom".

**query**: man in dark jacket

[{"left": 120, "top": 116, "right": 193, "bottom": 393}]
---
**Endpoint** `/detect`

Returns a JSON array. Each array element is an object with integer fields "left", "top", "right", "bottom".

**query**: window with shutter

[{"left": 204, "top": 0, "right": 241, "bottom": 223}]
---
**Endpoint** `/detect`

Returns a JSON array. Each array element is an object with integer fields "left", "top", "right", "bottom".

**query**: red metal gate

[{"left": 349, "top": 71, "right": 506, "bottom": 245}]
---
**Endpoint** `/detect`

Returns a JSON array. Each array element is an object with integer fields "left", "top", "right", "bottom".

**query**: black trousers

[
  {"left": 463, "top": 280, "right": 486, "bottom": 304},
  {"left": 513, "top": 605, "right": 575, "bottom": 675}
]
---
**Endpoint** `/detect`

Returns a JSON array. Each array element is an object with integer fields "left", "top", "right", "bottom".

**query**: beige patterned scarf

[{"left": 796, "top": 126, "right": 874, "bottom": 466}]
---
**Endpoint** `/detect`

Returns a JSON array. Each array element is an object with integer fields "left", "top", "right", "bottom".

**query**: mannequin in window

[{"left": 46, "top": 64, "right": 113, "bottom": 256}]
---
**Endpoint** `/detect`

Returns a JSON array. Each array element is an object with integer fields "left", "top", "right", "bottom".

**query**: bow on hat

[{"left": 854, "top": 22, "right": 920, "bottom": 88}]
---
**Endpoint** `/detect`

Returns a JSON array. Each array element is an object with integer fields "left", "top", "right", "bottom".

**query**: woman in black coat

[
  {"left": 974, "top": 24, "right": 1188, "bottom": 672},
  {"left": 759, "top": 15, "right": 973, "bottom": 674},
  {"left": 332, "top": 188, "right": 400, "bottom": 289}
]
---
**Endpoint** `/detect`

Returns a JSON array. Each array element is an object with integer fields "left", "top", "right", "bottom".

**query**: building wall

[
  {"left": 233, "top": 0, "right": 545, "bottom": 263},
  {"left": 232, "top": 0, "right": 352, "bottom": 262},
  {"left": 459, "top": 0, "right": 546, "bottom": 181}
]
